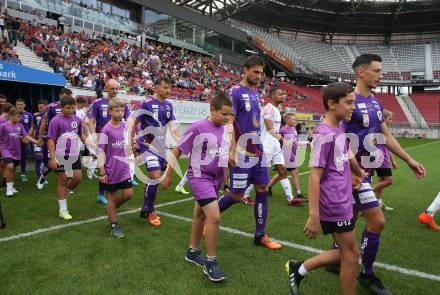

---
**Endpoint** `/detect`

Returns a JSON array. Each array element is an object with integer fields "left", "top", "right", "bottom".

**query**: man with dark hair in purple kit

[
  {"left": 131, "top": 77, "right": 180, "bottom": 227},
  {"left": 15, "top": 98, "right": 34, "bottom": 182},
  {"left": 217, "top": 56, "right": 282, "bottom": 250},
  {"left": 327, "top": 54, "right": 426, "bottom": 295}
]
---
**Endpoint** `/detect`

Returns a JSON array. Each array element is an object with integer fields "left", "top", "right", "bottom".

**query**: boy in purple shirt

[
  {"left": 98, "top": 99, "right": 133, "bottom": 238},
  {"left": 161, "top": 93, "right": 233, "bottom": 282},
  {"left": 0, "top": 108, "right": 38, "bottom": 197},
  {"left": 0, "top": 103, "right": 14, "bottom": 190},
  {"left": 32, "top": 100, "right": 48, "bottom": 181},
  {"left": 267, "top": 113, "right": 306, "bottom": 202},
  {"left": 16, "top": 98, "right": 34, "bottom": 182},
  {"left": 48, "top": 96, "right": 85, "bottom": 220},
  {"left": 131, "top": 77, "right": 180, "bottom": 227},
  {"left": 89, "top": 79, "right": 129, "bottom": 205},
  {"left": 336, "top": 55, "right": 425, "bottom": 294},
  {"left": 217, "top": 56, "right": 281, "bottom": 250},
  {"left": 285, "top": 82, "right": 364, "bottom": 295},
  {"left": 37, "top": 88, "right": 72, "bottom": 189},
  {"left": 372, "top": 110, "right": 397, "bottom": 212}
]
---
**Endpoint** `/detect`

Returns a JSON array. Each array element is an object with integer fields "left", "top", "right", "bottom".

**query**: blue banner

[{"left": 0, "top": 61, "right": 65, "bottom": 86}]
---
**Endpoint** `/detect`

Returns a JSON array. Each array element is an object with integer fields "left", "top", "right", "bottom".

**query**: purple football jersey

[
  {"left": 88, "top": 97, "right": 129, "bottom": 133},
  {"left": 375, "top": 143, "right": 392, "bottom": 169},
  {"left": 310, "top": 122, "right": 353, "bottom": 222},
  {"left": 178, "top": 119, "right": 229, "bottom": 178},
  {"left": 19, "top": 111, "right": 33, "bottom": 133},
  {"left": 343, "top": 93, "right": 384, "bottom": 153},
  {"left": 280, "top": 126, "right": 298, "bottom": 168},
  {"left": 47, "top": 114, "right": 82, "bottom": 157},
  {"left": 228, "top": 84, "right": 263, "bottom": 156},
  {"left": 99, "top": 122, "right": 131, "bottom": 184},
  {"left": 45, "top": 102, "right": 61, "bottom": 123},
  {"left": 136, "top": 96, "right": 175, "bottom": 156},
  {"left": 0, "top": 121, "right": 27, "bottom": 160},
  {"left": 33, "top": 112, "right": 44, "bottom": 138}
]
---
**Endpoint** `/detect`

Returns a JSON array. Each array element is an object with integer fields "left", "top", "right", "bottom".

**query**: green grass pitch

[{"left": 0, "top": 139, "right": 439, "bottom": 294}]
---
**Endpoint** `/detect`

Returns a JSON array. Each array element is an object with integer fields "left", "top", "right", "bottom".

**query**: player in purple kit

[
  {"left": 32, "top": 100, "right": 48, "bottom": 183},
  {"left": 329, "top": 54, "right": 425, "bottom": 295},
  {"left": 131, "top": 77, "right": 180, "bottom": 227},
  {"left": 89, "top": 79, "right": 130, "bottom": 205},
  {"left": 16, "top": 98, "right": 34, "bottom": 182},
  {"left": 98, "top": 99, "right": 133, "bottom": 238},
  {"left": 0, "top": 108, "right": 39, "bottom": 197},
  {"left": 285, "top": 82, "right": 364, "bottom": 295},
  {"left": 217, "top": 56, "right": 281, "bottom": 250},
  {"left": 161, "top": 93, "right": 233, "bottom": 282},
  {"left": 37, "top": 88, "right": 73, "bottom": 189},
  {"left": 268, "top": 113, "right": 305, "bottom": 200},
  {"left": 48, "top": 96, "right": 85, "bottom": 220}
]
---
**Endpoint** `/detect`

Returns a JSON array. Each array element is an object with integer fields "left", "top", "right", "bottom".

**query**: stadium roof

[{"left": 171, "top": 0, "right": 440, "bottom": 35}]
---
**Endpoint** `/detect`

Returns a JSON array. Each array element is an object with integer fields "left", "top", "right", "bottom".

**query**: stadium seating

[
  {"left": 375, "top": 93, "right": 409, "bottom": 124},
  {"left": 235, "top": 22, "right": 440, "bottom": 81},
  {"left": 410, "top": 92, "right": 440, "bottom": 126}
]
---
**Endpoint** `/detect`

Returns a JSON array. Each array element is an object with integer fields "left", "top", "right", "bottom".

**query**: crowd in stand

[{"left": 0, "top": 11, "right": 321, "bottom": 111}]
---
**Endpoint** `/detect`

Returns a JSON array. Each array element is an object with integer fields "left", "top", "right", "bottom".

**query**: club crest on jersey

[
  {"left": 71, "top": 122, "right": 78, "bottom": 129},
  {"left": 166, "top": 111, "right": 170, "bottom": 119},
  {"left": 377, "top": 110, "right": 383, "bottom": 121},
  {"left": 24, "top": 118, "right": 29, "bottom": 124},
  {"left": 16, "top": 126, "right": 20, "bottom": 131},
  {"left": 363, "top": 113, "right": 369, "bottom": 127}
]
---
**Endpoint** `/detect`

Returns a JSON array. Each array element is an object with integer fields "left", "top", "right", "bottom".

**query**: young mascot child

[
  {"left": 98, "top": 99, "right": 134, "bottom": 238},
  {"left": 161, "top": 93, "right": 233, "bottom": 282},
  {"left": 0, "top": 107, "right": 38, "bottom": 197},
  {"left": 48, "top": 96, "right": 85, "bottom": 220},
  {"left": 285, "top": 82, "right": 365, "bottom": 295}
]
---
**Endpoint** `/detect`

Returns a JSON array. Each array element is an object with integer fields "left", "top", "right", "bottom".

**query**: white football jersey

[{"left": 261, "top": 103, "right": 282, "bottom": 144}]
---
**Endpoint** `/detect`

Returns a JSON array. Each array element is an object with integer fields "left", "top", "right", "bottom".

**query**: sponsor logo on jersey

[{"left": 363, "top": 113, "right": 370, "bottom": 127}]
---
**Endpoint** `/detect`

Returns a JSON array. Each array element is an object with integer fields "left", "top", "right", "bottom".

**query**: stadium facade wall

[{"left": 133, "top": 0, "right": 247, "bottom": 43}]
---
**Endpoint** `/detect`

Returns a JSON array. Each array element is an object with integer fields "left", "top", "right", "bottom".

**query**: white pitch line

[
  {"left": 404, "top": 140, "right": 440, "bottom": 151},
  {"left": 0, "top": 197, "right": 193, "bottom": 243},
  {"left": 156, "top": 210, "right": 440, "bottom": 282}
]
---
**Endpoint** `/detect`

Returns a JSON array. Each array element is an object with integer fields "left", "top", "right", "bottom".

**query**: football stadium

[{"left": 0, "top": 0, "right": 440, "bottom": 294}]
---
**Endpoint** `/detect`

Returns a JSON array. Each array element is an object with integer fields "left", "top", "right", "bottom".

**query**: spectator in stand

[
  {"left": 5, "top": 51, "right": 21, "bottom": 65},
  {"left": 9, "top": 17, "right": 20, "bottom": 46},
  {"left": 57, "top": 14, "right": 65, "bottom": 32}
]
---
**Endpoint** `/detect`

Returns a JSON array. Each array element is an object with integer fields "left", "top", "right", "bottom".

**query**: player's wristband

[{"left": 99, "top": 173, "right": 106, "bottom": 177}]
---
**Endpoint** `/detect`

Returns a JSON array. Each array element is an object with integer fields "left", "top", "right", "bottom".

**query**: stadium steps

[
  {"left": 344, "top": 46, "right": 356, "bottom": 63},
  {"left": 376, "top": 93, "right": 410, "bottom": 126},
  {"left": 394, "top": 95, "right": 418, "bottom": 127},
  {"left": 425, "top": 44, "right": 433, "bottom": 80},
  {"left": 14, "top": 42, "right": 54, "bottom": 73},
  {"left": 398, "top": 95, "right": 429, "bottom": 128}
]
